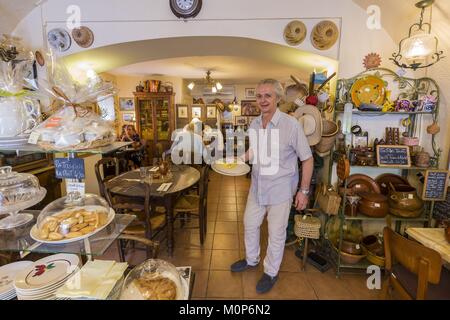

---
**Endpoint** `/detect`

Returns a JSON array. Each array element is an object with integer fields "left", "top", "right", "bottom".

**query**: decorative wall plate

[
  {"left": 71, "top": 26, "right": 94, "bottom": 48},
  {"left": 47, "top": 28, "right": 71, "bottom": 52},
  {"left": 350, "top": 75, "right": 386, "bottom": 107},
  {"left": 311, "top": 20, "right": 339, "bottom": 50},
  {"left": 283, "top": 20, "right": 307, "bottom": 46}
]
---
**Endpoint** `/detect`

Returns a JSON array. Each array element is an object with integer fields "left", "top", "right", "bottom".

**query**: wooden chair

[
  {"left": 94, "top": 157, "right": 126, "bottom": 198},
  {"left": 105, "top": 182, "right": 165, "bottom": 261},
  {"left": 381, "top": 227, "right": 450, "bottom": 300},
  {"left": 173, "top": 165, "right": 209, "bottom": 244}
]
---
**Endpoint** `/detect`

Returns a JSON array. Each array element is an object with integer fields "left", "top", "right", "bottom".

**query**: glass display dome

[
  {"left": 34, "top": 192, "right": 111, "bottom": 242},
  {"left": 120, "top": 259, "right": 184, "bottom": 300},
  {"left": 0, "top": 166, "right": 46, "bottom": 229}
]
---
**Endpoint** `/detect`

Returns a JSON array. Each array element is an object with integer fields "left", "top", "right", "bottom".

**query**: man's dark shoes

[
  {"left": 230, "top": 259, "right": 258, "bottom": 272},
  {"left": 256, "top": 273, "right": 278, "bottom": 294}
]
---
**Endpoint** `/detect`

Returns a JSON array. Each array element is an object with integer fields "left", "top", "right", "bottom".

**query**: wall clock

[{"left": 170, "top": 0, "right": 202, "bottom": 19}]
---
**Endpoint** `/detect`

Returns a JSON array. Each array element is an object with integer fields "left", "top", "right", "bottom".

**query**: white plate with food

[
  {"left": 30, "top": 206, "right": 115, "bottom": 244},
  {"left": 212, "top": 158, "right": 250, "bottom": 177}
]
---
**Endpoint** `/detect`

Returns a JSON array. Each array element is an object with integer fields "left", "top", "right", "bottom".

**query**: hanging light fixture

[
  {"left": 390, "top": 0, "right": 444, "bottom": 70},
  {"left": 231, "top": 97, "right": 240, "bottom": 111},
  {"left": 187, "top": 70, "right": 223, "bottom": 92}
]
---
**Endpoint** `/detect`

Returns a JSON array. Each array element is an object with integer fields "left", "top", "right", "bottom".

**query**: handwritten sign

[
  {"left": 376, "top": 145, "right": 411, "bottom": 168},
  {"left": 422, "top": 170, "right": 449, "bottom": 201},
  {"left": 54, "top": 158, "right": 85, "bottom": 180}
]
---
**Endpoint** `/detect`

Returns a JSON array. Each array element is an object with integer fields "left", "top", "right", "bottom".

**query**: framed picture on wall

[
  {"left": 206, "top": 106, "right": 217, "bottom": 119},
  {"left": 122, "top": 113, "right": 135, "bottom": 122},
  {"left": 177, "top": 105, "right": 188, "bottom": 118},
  {"left": 192, "top": 106, "right": 202, "bottom": 119},
  {"left": 241, "top": 100, "right": 260, "bottom": 116},
  {"left": 119, "top": 98, "right": 135, "bottom": 111},
  {"left": 245, "top": 88, "right": 256, "bottom": 98},
  {"left": 235, "top": 116, "right": 247, "bottom": 126}
]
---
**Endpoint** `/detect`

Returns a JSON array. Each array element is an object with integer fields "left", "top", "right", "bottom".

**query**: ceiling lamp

[
  {"left": 187, "top": 70, "right": 222, "bottom": 92},
  {"left": 231, "top": 97, "right": 240, "bottom": 111},
  {"left": 390, "top": 0, "right": 444, "bottom": 70}
]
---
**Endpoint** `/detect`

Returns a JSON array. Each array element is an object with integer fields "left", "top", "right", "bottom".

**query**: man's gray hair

[{"left": 257, "top": 79, "right": 285, "bottom": 100}]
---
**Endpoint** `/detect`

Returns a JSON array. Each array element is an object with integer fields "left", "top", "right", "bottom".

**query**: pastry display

[
  {"left": 120, "top": 259, "right": 185, "bottom": 300},
  {"left": 36, "top": 207, "right": 108, "bottom": 241},
  {"left": 30, "top": 193, "right": 114, "bottom": 244},
  {"left": 133, "top": 274, "right": 177, "bottom": 300}
]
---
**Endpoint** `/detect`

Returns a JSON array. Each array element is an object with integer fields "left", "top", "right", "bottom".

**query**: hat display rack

[{"left": 322, "top": 67, "right": 442, "bottom": 277}]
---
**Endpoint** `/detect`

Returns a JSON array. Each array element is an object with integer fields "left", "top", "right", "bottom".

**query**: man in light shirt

[{"left": 230, "top": 79, "right": 314, "bottom": 294}]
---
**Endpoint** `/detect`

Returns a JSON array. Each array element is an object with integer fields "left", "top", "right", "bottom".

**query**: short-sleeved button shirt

[{"left": 248, "top": 108, "right": 312, "bottom": 206}]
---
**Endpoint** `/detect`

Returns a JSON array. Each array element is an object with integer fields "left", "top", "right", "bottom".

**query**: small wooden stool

[{"left": 294, "top": 212, "right": 321, "bottom": 271}]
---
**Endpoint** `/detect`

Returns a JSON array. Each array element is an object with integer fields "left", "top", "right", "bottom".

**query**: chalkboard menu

[
  {"left": 54, "top": 158, "right": 85, "bottom": 180},
  {"left": 422, "top": 170, "right": 449, "bottom": 201},
  {"left": 376, "top": 145, "right": 411, "bottom": 167}
]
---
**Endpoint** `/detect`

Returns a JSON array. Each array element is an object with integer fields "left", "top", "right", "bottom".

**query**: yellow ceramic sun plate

[
  {"left": 217, "top": 162, "right": 238, "bottom": 170},
  {"left": 350, "top": 75, "right": 386, "bottom": 107}
]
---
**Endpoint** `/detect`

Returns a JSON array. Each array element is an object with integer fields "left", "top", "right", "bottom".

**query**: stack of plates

[
  {"left": 0, "top": 135, "right": 30, "bottom": 147},
  {"left": 14, "top": 254, "right": 80, "bottom": 300},
  {"left": 212, "top": 158, "right": 251, "bottom": 177},
  {"left": 0, "top": 261, "right": 33, "bottom": 300}
]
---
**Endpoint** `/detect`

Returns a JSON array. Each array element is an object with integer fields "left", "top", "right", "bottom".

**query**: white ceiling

[
  {"left": 109, "top": 55, "right": 313, "bottom": 84},
  {"left": 0, "top": 0, "right": 39, "bottom": 35}
]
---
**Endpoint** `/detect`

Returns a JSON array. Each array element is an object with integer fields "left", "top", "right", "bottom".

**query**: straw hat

[
  {"left": 293, "top": 105, "right": 323, "bottom": 146},
  {"left": 311, "top": 20, "right": 339, "bottom": 50},
  {"left": 72, "top": 26, "right": 94, "bottom": 48},
  {"left": 284, "top": 20, "right": 307, "bottom": 46}
]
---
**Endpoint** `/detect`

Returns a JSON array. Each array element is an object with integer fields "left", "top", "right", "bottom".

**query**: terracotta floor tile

[
  {"left": 242, "top": 272, "right": 317, "bottom": 300},
  {"left": 210, "top": 250, "right": 240, "bottom": 270},
  {"left": 159, "top": 248, "right": 212, "bottom": 271},
  {"left": 279, "top": 247, "right": 303, "bottom": 272},
  {"left": 186, "top": 233, "right": 215, "bottom": 250},
  {"left": 236, "top": 197, "right": 248, "bottom": 205},
  {"left": 218, "top": 204, "right": 237, "bottom": 212},
  {"left": 236, "top": 203, "right": 247, "bottom": 212},
  {"left": 219, "top": 197, "right": 238, "bottom": 204},
  {"left": 207, "top": 211, "right": 218, "bottom": 221},
  {"left": 213, "top": 234, "right": 240, "bottom": 250},
  {"left": 235, "top": 185, "right": 250, "bottom": 191},
  {"left": 235, "top": 191, "right": 248, "bottom": 199},
  {"left": 192, "top": 271, "right": 209, "bottom": 298},
  {"left": 215, "top": 221, "right": 238, "bottom": 234},
  {"left": 307, "top": 271, "right": 355, "bottom": 300},
  {"left": 217, "top": 211, "right": 238, "bottom": 221},
  {"left": 207, "top": 271, "right": 243, "bottom": 298},
  {"left": 341, "top": 274, "right": 382, "bottom": 300}
]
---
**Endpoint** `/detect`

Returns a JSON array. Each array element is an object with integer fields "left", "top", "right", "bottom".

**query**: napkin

[{"left": 56, "top": 260, "right": 128, "bottom": 300}]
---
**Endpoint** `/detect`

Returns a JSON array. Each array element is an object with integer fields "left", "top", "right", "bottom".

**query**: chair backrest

[
  {"left": 95, "top": 157, "right": 121, "bottom": 198},
  {"left": 383, "top": 227, "right": 443, "bottom": 299},
  {"left": 198, "top": 165, "right": 210, "bottom": 214},
  {"left": 105, "top": 180, "right": 151, "bottom": 219}
]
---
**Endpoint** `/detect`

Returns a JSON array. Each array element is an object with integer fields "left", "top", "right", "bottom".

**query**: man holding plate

[{"left": 230, "top": 79, "right": 314, "bottom": 294}]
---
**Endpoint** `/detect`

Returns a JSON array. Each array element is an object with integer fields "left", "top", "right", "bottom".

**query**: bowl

[
  {"left": 338, "top": 250, "right": 366, "bottom": 265},
  {"left": 362, "top": 246, "right": 385, "bottom": 267},
  {"left": 340, "top": 239, "right": 363, "bottom": 255},
  {"left": 389, "top": 206, "right": 423, "bottom": 218},
  {"left": 358, "top": 192, "right": 389, "bottom": 218}
]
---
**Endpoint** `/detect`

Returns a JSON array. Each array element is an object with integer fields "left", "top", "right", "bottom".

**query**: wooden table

[
  {"left": 406, "top": 228, "right": 450, "bottom": 264},
  {"left": 105, "top": 165, "right": 201, "bottom": 256}
]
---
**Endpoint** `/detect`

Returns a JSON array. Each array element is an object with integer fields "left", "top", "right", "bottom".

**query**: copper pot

[
  {"left": 388, "top": 184, "right": 423, "bottom": 212},
  {"left": 340, "top": 239, "right": 362, "bottom": 255},
  {"left": 358, "top": 192, "right": 389, "bottom": 218}
]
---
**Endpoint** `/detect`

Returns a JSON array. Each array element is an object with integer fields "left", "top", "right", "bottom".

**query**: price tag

[
  {"left": 374, "top": 203, "right": 381, "bottom": 208},
  {"left": 408, "top": 194, "right": 414, "bottom": 199},
  {"left": 28, "top": 132, "right": 40, "bottom": 145},
  {"left": 66, "top": 181, "right": 85, "bottom": 196}
]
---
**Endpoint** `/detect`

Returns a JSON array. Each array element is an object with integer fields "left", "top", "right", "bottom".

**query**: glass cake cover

[
  {"left": 120, "top": 259, "right": 184, "bottom": 300},
  {"left": 0, "top": 166, "right": 46, "bottom": 229},
  {"left": 35, "top": 192, "right": 111, "bottom": 239}
]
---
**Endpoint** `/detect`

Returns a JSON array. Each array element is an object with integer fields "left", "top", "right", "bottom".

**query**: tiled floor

[{"left": 99, "top": 171, "right": 381, "bottom": 300}]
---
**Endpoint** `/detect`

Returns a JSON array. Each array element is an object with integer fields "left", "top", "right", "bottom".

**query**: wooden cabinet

[{"left": 134, "top": 92, "right": 175, "bottom": 159}]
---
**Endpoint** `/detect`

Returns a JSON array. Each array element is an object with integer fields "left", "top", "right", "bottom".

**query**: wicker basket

[{"left": 294, "top": 213, "right": 321, "bottom": 239}]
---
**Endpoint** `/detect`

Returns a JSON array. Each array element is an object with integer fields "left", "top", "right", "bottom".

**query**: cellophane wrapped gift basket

[
  {"left": 31, "top": 51, "right": 116, "bottom": 151},
  {"left": 0, "top": 35, "right": 43, "bottom": 145}
]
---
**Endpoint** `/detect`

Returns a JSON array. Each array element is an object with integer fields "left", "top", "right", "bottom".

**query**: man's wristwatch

[{"left": 299, "top": 189, "right": 310, "bottom": 196}]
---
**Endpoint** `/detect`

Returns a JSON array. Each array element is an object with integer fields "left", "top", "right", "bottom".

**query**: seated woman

[
  {"left": 120, "top": 125, "right": 144, "bottom": 168},
  {"left": 170, "top": 121, "right": 205, "bottom": 165}
]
